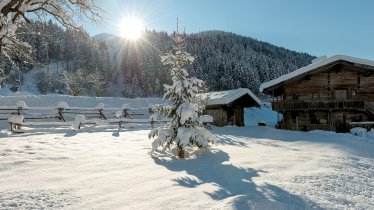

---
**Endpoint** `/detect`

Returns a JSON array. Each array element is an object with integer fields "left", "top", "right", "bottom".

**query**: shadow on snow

[
  {"left": 153, "top": 150, "right": 321, "bottom": 210},
  {"left": 0, "top": 125, "right": 152, "bottom": 139}
]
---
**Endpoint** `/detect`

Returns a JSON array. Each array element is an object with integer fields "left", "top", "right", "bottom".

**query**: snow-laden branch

[{"left": 0, "top": 0, "right": 101, "bottom": 74}]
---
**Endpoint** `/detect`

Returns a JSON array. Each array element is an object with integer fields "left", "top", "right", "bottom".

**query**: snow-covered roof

[
  {"left": 260, "top": 55, "right": 374, "bottom": 92},
  {"left": 199, "top": 88, "right": 261, "bottom": 106}
]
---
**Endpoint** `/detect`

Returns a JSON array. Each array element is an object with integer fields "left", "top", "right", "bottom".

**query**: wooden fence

[{"left": 2, "top": 101, "right": 213, "bottom": 133}]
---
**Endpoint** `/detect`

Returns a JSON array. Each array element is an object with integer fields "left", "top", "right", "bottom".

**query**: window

[
  {"left": 292, "top": 94, "right": 299, "bottom": 100},
  {"left": 352, "top": 116, "right": 362, "bottom": 122},
  {"left": 351, "top": 89, "right": 357, "bottom": 97},
  {"left": 312, "top": 93, "right": 319, "bottom": 99},
  {"left": 310, "top": 114, "right": 318, "bottom": 124}
]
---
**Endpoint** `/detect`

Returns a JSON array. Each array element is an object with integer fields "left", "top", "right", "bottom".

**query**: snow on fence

[
  {"left": 4, "top": 101, "right": 213, "bottom": 133},
  {"left": 4, "top": 100, "right": 146, "bottom": 132}
]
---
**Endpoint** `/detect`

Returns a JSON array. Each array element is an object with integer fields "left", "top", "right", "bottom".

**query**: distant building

[
  {"left": 260, "top": 55, "right": 374, "bottom": 132},
  {"left": 200, "top": 88, "right": 261, "bottom": 126}
]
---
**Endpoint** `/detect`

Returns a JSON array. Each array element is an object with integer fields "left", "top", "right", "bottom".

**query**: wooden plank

[
  {"left": 108, "top": 119, "right": 150, "bottom": 123},
  {"left": 282, "top": 66, "right": 374, "bottom": 102},
  {"left": 22, "top": 121, "right": 73, "bottom": 126},
  {"left": 349, "top": 121, "right": 374, "bottom": 125}
]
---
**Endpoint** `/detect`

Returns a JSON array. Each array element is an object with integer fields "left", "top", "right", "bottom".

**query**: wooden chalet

[
  {"left": 260, "top": 55, "right": 374, "bottom": 132},
  {"left": 200, "top": 88, "right": 261, "bottom": 126}
]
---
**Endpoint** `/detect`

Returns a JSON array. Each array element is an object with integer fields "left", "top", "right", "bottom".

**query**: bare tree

[
  {"left": 0, "top": 0, "right": 101, "bottom": 78},
  {"left": 60, "top": 69, "right": 85, "bottom": 96}
]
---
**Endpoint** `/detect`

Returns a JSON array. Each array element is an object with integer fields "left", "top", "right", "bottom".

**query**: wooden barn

[
  {"left": 200, "top": 88, "right": 261, "bottom": 127},
  {"left": 260, "top": 55, "right": 374, "bottom": 132}
]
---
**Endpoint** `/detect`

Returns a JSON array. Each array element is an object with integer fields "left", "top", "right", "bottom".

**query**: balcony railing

[{"left": 272, "top": 100, "right": 365, "bottom": 112}]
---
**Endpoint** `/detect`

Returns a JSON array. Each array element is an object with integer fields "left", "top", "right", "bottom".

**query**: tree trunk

[{"left": 177, "top": 146, "right": 185, "bottom": 159}]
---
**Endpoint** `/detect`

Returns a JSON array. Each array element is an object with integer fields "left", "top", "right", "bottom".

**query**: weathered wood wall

[
  {"left": 278, "top": 62, "right": 374, "bottom": 132},
  {"left": 283, "top": 63, "right": 374, "bottom": 101},
  {"left": 206, "top": 105, "right": 245, "bottom": 127},
  {"left": 283, "top": 110, "right": 371, "bottom": 132},
  {"left": 206, "top": 108, "right": 227, "bottom": 127}
]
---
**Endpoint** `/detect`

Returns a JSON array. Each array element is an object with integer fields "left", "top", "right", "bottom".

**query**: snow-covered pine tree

[
  {"left": 88, "top": 70, "right": 106, "bottom": 96},
  {"left": 34, "top": 71, "right": 50, "bottom": 95},
  {"left": 148, "top": 33, "right": 216, "bottom": 159}
]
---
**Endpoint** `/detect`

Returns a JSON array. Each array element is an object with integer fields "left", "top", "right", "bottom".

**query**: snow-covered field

[{"left": 0, "top": 94, "right": 373, "bottom": 209}]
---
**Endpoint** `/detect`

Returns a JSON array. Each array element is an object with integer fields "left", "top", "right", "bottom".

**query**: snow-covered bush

[
  {"left": 122, "top": 104, "right": 131, "bottom": 110},
  {"left": 148, "top": 34, "right": 216, "bottom": 159},
  {"left": 115, "top": 111, "right": 122, "bottom": 118},
  {"left": 367, "top": 129, "right": 374, "bottom": 139},
  {"left": 350, "top": 127, "right": 367, "bottom": 137},
  {"left": 16, "top": 100, "right": 27, "bottom": 109},
  {"left": 73, "top": 115, "right": 86, "bottom": 131},
  {"left": 96, "top": 103, "right": 105, "bottom": 110},
  {"left": 8, "top": 115, "right": 24, "bottom": 124},
  {"left": 57, "top": 101, "right": 69, "bottom": 109}
]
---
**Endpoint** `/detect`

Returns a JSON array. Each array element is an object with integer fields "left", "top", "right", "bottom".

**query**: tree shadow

[
  {"left": 64, "top": 130, "right": 77, "bottom": 137},
  {"left": 112, "top": 131, "right": 120, "bottom": 137},
  {"left": 153, "top": 150, "right": 321, "bottom": 209},
  {"left": 216, "top": 134, "right": 249, "bottom": 147}
]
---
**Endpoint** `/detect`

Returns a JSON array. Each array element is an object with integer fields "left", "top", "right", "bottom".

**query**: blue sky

[{"left": 85, "top": 0, "right": 374, "bottom": 59}]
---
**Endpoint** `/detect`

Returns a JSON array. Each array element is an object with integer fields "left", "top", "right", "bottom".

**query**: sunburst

[{"left": 118, "top": 17, "right": 144, "bottom": 40}]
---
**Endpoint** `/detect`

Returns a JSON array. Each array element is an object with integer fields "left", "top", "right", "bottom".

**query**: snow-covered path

[{"left": 0, "top": 126, "right": 373, "bottom": 210}]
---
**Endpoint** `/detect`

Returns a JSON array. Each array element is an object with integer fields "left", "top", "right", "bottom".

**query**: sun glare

[{"left": 119, "top": 17, "right": 144, "bottom": 40}]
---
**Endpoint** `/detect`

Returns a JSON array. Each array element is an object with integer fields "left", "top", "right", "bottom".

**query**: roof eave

[{"left": 260, "top": 56, "right": 374, "bottom": 94}]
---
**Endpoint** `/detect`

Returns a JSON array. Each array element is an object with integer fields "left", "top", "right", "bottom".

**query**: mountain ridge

[
  {"left": 104, "top": 30, "right": 315, "bottom": 96},
  {"left": 93, "top": 33, "right": 117, "bottom": 41}
]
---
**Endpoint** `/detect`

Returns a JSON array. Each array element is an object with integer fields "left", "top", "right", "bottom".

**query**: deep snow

[{"left": 0, "top": 94, "right": 373, "bottom": 209}]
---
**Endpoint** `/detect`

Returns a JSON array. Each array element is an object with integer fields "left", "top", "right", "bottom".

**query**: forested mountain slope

[
  {"left": 104, "top": 30, "right": 314, "bottom": 96},
  {"left": 184, "top": 31, "right": 314, "bottom": 93},
  {"left": 1, "top": 21, "right": 314, "bottom": 96}
]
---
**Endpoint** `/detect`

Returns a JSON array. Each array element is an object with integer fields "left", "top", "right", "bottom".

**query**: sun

[{"left": 119, "top": 17, "right": 144, "bottom": 40}]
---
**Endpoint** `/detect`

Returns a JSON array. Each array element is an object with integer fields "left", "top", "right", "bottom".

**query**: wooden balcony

[{"left": 272, "top": 100, "right": 366, "bottom": 112}]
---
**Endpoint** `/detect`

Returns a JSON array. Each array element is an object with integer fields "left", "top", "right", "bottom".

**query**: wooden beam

[
  {"left": 296, "top": 115, "right": 299, "bottom": 131},
  {"left": 306, "top": 111, "right": 309, "bottom": 131}
]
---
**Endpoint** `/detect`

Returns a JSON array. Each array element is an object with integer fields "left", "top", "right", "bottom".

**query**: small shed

[{"left": 200, "top": 88, "right": 261, "bottom": 127}]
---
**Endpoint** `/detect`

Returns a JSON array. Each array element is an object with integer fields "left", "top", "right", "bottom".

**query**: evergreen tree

[
  {"left": 88, "top": 70, "right": 106, "bottom": 96},
  {"left": 148, "top": 34, "right": 215, "bottom": 159},
  {"left": 155, "top": 78, "right": 161, "bottom": 96},
  {"left": 131, "top": 75, "right": 139, "bottom": 98},
  {"left": 34, "top": 71, "right": 50, "bottom": 95}
]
